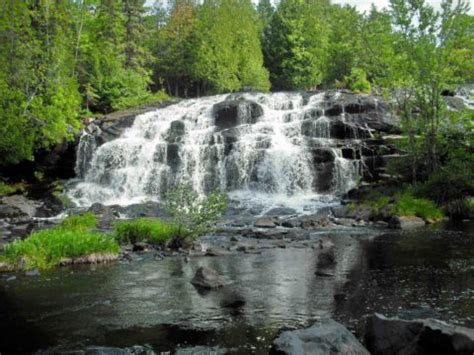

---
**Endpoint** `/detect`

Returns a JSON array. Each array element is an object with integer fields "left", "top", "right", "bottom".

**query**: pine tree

[{"left": 263, "top": 0, "right": 329, "bottom": 90}]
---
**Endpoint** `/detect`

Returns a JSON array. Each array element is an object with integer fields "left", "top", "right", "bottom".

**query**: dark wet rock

[
  {"left": 132, "top": 242, "right": 150, "bottom": 252},
  {"left": 89, "top": 100, "right": 178, "bottom": 147},
  {"left": 270, "top": 318, "right": 369, "bottom": 355},
  {"left": 295, "top": 208, "right": 331, "bottom": 229},
  {"left": 365, "top": 313, "right": 474, "bottom": 355},
  {"left": 0, "top": 203, "right": 28, "bottom": 219},
  {"left": 334, "top": 218, "right": 356, "bottom": 227},
  {"left": 281, "top": 220, "right": 296, "bottom": 228},
  {"left": 205, "top": 247, "right": 231, "bottom": 256},
  {"left": 221, "top": 294, "right": 246, "bottom": 309},
  {"left": 117, "top": 202, "right": 164, "bottom": 218},
  {"left": 287, "top": 229, "right": 310, "bottom": 241},
  {"left": 88, "top": 203, "right": 110, "bottom": 215},
  {"left": 374, "top": 221, "right": 389, "bottom": 228},
  {"left": 54, "top": 345, "right": 156, "bottom": 354},
  {"left": 213, "top": 99, "right": 263, "bottom": 130},
  {"left": 389, "top": 216, "right": 425, "bottom": 229},
  {"left": 175, "top": 346, "right": 226, "bottom": 355},
  {"left": 264, "top": 207, "right": 297, "bottom": 216},
  {"left": 166, "top": 120, "right": 185, "bottom": 143},
  {"left": 11, "top": 222, "right": 34, "bottom": 238},
  {"left": 254, "top": 217, "right": 278, "bottom": 228},
  {"left": 332, "top": 205, "right": 350, "bottom": 219},
  {"left": 191, "top": 266, "right": 226, "bottom": 290}
]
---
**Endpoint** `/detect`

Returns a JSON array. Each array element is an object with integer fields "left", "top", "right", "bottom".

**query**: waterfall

[{"left": 68, "top": 92, "right": 373, "bottom": 209}]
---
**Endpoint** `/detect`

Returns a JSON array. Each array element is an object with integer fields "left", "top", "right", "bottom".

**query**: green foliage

[
  {"left": 0, "top": 229, "right": 119, "bottom": 271},
  {"left": 324, "top": 4, "right": 363, "bottom": 86},
  {"left": 0, "top": 0, "right": 157, "bottom": 165},
  {"left": 0, "top": 182, "right": 26, "bottom": 197},
  {"left": 345, "top": 68, "right": 371, "bottom": 94},
  {"left": 114, "top": 218, "right": 181, "bottom": 245},
  {"left": 392, "top": 193, "right": 443, "bottom": 220},
  {"left": 60, "top": 212, "right": 97, "bottom": 232},
  {"left": 195, "top": 0, "right": 270, "bottom": 93},
  {"left": 263, "top": 0, "right": 330, "bottom": 90},
  {"left": 165, "top": 184, "right": 227, "bottom": 238}
]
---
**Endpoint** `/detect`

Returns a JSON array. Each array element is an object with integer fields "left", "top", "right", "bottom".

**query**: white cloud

[{"left": 332, "top": 0, "right": 473, "bottom": 15}]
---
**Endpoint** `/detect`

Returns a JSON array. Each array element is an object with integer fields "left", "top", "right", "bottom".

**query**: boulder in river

[
  {"left": 365, "top": 313, "right": 474, "bottom": 355},
  {"left": 191, "top": 266, "right": 226, "bottom": 290},
  {"left": 254, "top": 217, "right": 278, "bottom": 228},
  {"left": 270, "top": 318, "right": 369, "bottom": 355},
  {"left": 389, "top": 216, "right": 425, "bottom": 229}
]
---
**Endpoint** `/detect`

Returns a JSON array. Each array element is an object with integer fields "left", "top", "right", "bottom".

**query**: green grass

[
  {"left": 349, "top": 196, "right": 391, "bottom": 215},
  {"left": 0, "top": 229, "right": 119, "bottom": 270},
  {"left": 114, "top": 218, "right": 182, "bottom": 245},
  {"left": 61, "top": 212, "right": 97, "bottom": 231},
  {"left": 392, "top": 193, "right": 443, "bottom": 220},
  {"left": 0, "top": 212, "right": 120, "bottom": 271}
]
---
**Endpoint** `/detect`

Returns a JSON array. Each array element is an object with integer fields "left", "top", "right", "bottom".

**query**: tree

[
  {"left": 154, "top": 0, "right": 200, "bottom": 97},
  {"left": 263, "top": 0, "right": 330, "bottom": 90},
  {"left": 0, "top": 1, "right": 81, "bottom": 164},
  {"left": 195, "top": 0, "right": 270, "bottom": 93},
  {"left": 324, "top": 4, "right": 363, "bottom": 87},
  {"left": 257, "top": 0, "right": 274, "bottom": 31}
]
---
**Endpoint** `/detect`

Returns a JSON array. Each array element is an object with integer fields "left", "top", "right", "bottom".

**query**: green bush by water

[
  {"left": 0, "top": 229, "right": 119, "bottom": 270},
  {"left": 60, "top": 212, "right": 97, "bottom": 231},
  {"left": 392, "top": 193, "right": 443, "bottom": 220},
  {"left": 114, "top": 218, "right": 181, "bottom": 245},
  {"left": 0, "top": 181, "right": 26, "bottom": 197}
]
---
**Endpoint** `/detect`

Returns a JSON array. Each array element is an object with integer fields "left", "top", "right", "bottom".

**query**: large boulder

[
  {"left": 365, "top": 313, "right": 474, "bottom": 355},
  {"left": 212, "top": 99, "right": 263, "bottom": 130},
  {"left": 270, "top": 318, "right": 369, "bottom": 355},
  {"left": 389, "top": 216, "right": 425, "bottom": 229}
]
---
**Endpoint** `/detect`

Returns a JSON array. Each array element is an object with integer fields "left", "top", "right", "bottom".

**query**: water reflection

[{"left": 0, "top": 224, "right": 473, "bottom": 353}]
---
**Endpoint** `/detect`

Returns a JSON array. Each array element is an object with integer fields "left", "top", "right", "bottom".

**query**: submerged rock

[
  {"left": 191, "top": 266, "right": 226, "bottom": 290},
  {"left": 270, "top": 318, "right": 369, "bottom": 355},
  {"left": 254, "top": 217, "right": 278, "bottom": 228},
  {"left": 365, "top": 313, "right": 474, "bottom": 355}
]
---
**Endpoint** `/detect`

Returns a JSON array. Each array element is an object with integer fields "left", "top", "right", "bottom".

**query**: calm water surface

[{"left": 0, "top": 222, "right": 472, "bottom": 354}]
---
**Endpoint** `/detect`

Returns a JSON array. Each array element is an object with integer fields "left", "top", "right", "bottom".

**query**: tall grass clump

[
  {"left": 0, "top": 212, "right": 120, "bottom": 271},
  {"left": 61, "top": 212, "right": 97, "bottom": 231},
  {"left": 114, "top": 218, "right": 181, "bottom": 245},
  {"left": 392, "top": 193, "right": 443, "bottom": 220},
  {"left": 0, "top": 229, "right": 119, "bottom": 270}
]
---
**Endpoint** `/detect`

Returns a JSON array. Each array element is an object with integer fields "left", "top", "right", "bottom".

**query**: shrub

[
  {"left": 0, "top": 229, "right": 119, "bottom": 270},
  {"left": 392, "top": 193, "right": 443, "bottom": 220},
  {"left": 345, "top": 68, "right": 371, "bottom": 94},
  {"left": 0, "top": 181, "right": 26, "bottom": 197},
  {"left": 165, "top": 184, "right": 227, "bottom": 238},
  {"left": 114, "top": 218, "right": 181, "bottom": 245},
  {"left": 61, "top": 212, "right": 97, "bottom": 231}
]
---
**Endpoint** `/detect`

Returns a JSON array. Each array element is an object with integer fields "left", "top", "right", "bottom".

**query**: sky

[{"left": 146, "top": 0, "right": 473, "bottom": 14}]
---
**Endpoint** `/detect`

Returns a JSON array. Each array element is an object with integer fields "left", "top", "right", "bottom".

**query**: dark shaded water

[{"left": 0, "top": 222, "right": 473, "bottom": 354}]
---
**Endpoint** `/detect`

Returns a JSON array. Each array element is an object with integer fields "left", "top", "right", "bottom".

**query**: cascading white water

[{"left": 68, "top": 92, "right": 364, "bottom": 211}]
